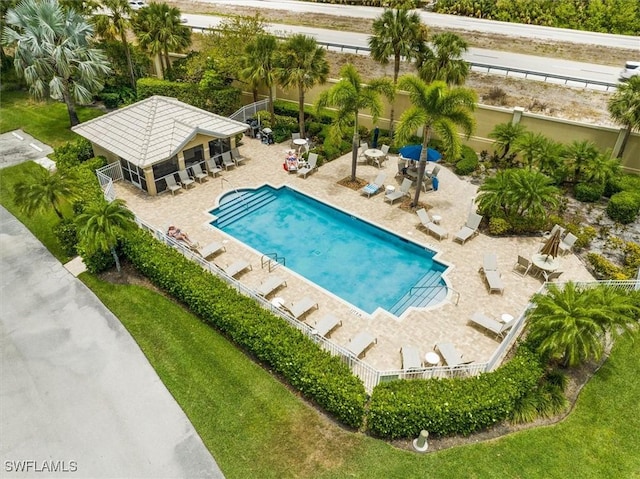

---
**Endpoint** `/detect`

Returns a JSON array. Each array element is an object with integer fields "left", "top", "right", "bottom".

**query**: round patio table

[
  {"left": 364, "top": 148, "right": 384, "bottom": 163},
  {"left": 532, "top": 253, "right": 559, "bottom": 272},
  {"left": 424, "top": 352, "right": 440, "bottom": 367}
]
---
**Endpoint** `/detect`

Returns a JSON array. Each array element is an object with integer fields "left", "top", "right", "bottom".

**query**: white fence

[
  {"left": 96, "top": 162, "right": 123, "bottom": 202},
  {"left": 229, "top": 98, "right": 270, "bottom": 123}
]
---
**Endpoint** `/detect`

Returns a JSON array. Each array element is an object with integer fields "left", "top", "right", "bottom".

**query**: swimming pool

[{"left": 210, "top": 185, "right": 448, "bottom": 316}]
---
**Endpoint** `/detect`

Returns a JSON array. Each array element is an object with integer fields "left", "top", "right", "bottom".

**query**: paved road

[
  {"left": 0, "top": 206, "right": 225, "bottom": 479},
  {"left": 201, "top": 0, "right": 640, "bottom": 48}
]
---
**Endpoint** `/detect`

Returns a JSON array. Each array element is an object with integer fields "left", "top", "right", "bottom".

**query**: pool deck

[{"left": 113, "top": 136, "right": 595, "bottom": 371}]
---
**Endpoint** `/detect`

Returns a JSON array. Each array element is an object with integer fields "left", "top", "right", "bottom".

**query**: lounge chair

[
  {"left": 165, "top": 175, "right": 182, "bottom": 195},
  {"left": 284, "top": 296, "right": 318, "bottom": 319},
  {"left": 178, "top": 169, "right": 195, "bottom": 189},
  {"left": 513, "top": 255, "right": 532, "bottom": 277},
  {"left": 400, "top": 345, "right": 421, "bottom": 370},
  {"left": 416, "top": 208, "right": 448, "bottom": 241},
  {"left": 542, "top": 270, "right": 563, "bottom": 282},
  {"left": 313, "top": 314, "right": 342, "bottom": 338},
  {"left": 470, "top": 312, "right": 515, "bottom": 339},
  {"left": 191, "top": 163, "right": 208, "bottom": 183},
  {"left": 481, "top": 269, "right": 505, "bottom": 294},
  {"left": 559, "top": 232, "right": 577, "bottom": 255},
  {"left": 360, "top": 172, "right": 387, "bottom": 198},
  {"left": 479, "top": 253, "right": 498, "bottom": 273},
  {"left": 198, "top": 241, "right": 226, "bottom": 259},
  {"left": 221, "top": 151, "right": 236, "bottom": 171},
  {"left": 384, "top": 178, "right": 412, "bottom": 204},
  {"left": 206, "top": 158, "right": 222, "bottom": 177},
  {"left": 222, "top": 260, "right": 252, "bottom": 278},
  {"left": 454, "top": 211, "right": 483, "bottom": 244},
  {"left": 346, "top": 331, "right": 377, "bottom": 358},
  {"left": 297, "top": 153, "right": 318, "bottom": 178},
  {"left": 231, "top": 147, "right": 247, "bottom": 166},
  {"left": 256, "top": 275, "right": 287, "bottom": 297},
  {"left": 434, "top": 342, "right": 466, "bottom": 367}
]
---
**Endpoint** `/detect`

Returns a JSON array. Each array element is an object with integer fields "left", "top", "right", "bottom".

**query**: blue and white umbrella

[{"left": 399, "top": 144, "right": 442, "bottom": 162}]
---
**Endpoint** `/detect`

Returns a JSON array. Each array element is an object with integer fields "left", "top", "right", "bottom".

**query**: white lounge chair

[
  {"left": 416, "top": 208, "right": 448, "bottom": 241},
  {"left": 384, "top": 178, "right": 412, "bottom": 204},
  {"left": 559, "top": 232, "right": 577, "bottom": 255},
  {"left": 231, "top": 147, "right": 247, "bottom": 166},
  {"left": 313, "top": 314, "right": 342, "bottom": 337},
  {"left": 481, "top": 269, "right": 505, "bottom": 295},
  {"left": 191, "top": 163, "right": 208, "bottom": 183},
  {"left": 297, "top": 153, "right": 318, "bottom": 178},
  {"left": 454, "top": 211, "right": 483, "bottom": 244},
  {"left": 470, "top": 312, "right": 515, "bottom": 339},
  {"left": 221, "top": 151, "right": 235, "bottom": 171},
  {"left": 206, "top": 158, "right": 222, "bottom": 177},
  {"left": 347, "top": 331, "right": 377, "bottom": 358},
  {"left": 198, "top": 241, "right": 226, "bottom": 259},
  {"left": 256, "top": 276, "right": 287, "bottom": 297},
  {"left": 284, "top": 296, "right": 318, "bottom": 319},
  {"left": 479, "top": 253, "right": 498, "bottom": 273},
  {"left": 434, "top": 342, "right": 465, "bottom": 367},
  {"left": 400, "top": 345, "right": 421, "bottom": 370},
  {"left": 165, "top": 175, "right": 182, "bottom": 195},
  {"left": 178, "top": 169, "right": 195, "bottom": 189},
  {"left": 360, "top": 172, "right": 387, "bottom": 198},
  {"left": 222, "top": 260, "right": 252, "bottom": 278}
]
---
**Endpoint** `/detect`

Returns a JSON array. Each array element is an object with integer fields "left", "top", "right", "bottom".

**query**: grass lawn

[
  {"left": 81, "top": 273, "right": 640, "bottom": 479},
  {"left": 0, "top": 90, "right": 104, "bottom": 147}
]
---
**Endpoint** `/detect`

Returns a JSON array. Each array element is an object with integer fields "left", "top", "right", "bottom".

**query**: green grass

[
  {"left": 81, "top": 274, "right": 640, "bottom": 479},
  {"left": 0, "top": 90, "right": 103, "bottom": 147}
]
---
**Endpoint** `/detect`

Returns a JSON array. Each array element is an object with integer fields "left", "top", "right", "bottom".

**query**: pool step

[
  {"left": 388, "top": 271, "right": 447, "bottom": 316},
  {"left": 214, "top": 190, "right": 277, "bottom": 228}
]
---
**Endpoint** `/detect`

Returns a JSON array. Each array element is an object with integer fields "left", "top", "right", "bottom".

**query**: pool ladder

[
  {"left": 261, "top": 253, "right": 286, "bottom": 272},
  {"left": 409, "top": 285, "right": 460, "bottom": 306}
]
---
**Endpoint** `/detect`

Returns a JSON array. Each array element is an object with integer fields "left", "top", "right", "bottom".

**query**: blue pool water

[{"left": 210, "top": 186, "right": 447, "bottom": 316}]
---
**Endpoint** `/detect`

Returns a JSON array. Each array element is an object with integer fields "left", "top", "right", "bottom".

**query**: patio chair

[
  {"left": 291, "top": 132, "right": 301, "bottom": 148},
  {"left": 256, "top": 275, "right": 287, "bottom": 297},
  {"left": 542, "top": 224, "right": 564, "bottom": 242},
  {"left": 416, "top": 208, "right": 448, "bottom": 241},
  {"left": 297, "top": 153, "right": 318, "bottom": 178},
  {"left": 313, "top": 314, "right": 342, "bottom": 338},
  {"left": 481, "top": 268, "right": 505, "bottom": 295},
  {"left": 542, "top": 270, "right": 563, "bottom": 282},
  {"left": 347, "top": 331, "right": 377, "bottom": 358},
  {"left": 178, "top": 169, "right": 195, "bottom": 189},
  {"left": 454, "top": 211, "right": 483, "bottom": 244},
  {"left": 421, "top": 176, "right": 434, "bottom": 193},
  {"left": 427, "top": 165, "right": 441, "bottom": 178},
  {"left": 470, "top": 312, "right": 515, "bottom": 339},
  {"left": 434, "top": 342, "right": 465, "bottom": 367},
  {"left": 358, "top": 142, "right": 368, "bottom": 161},
  {"left": 360, "top": 172, "right": 387, "bottom": 198},
  {"left": 197, "top": 241, "right": 226, "bottom": 259},
  {"left": 400, "top": 345, "right": 421, "bottom": 370},
  {"left": 283, "top": 296, "right": 318, "bottom": 319},
  {"left": 222, "top": 260, "right": 252, "bottom": 278},
  {"left": 395, "top": 159, "right": 405, "bottom": 178},
  {"left": 221, "top": 151, "right": 236, "bottom": 171},
  {"left": 384, "top": 178, "right": 412, "bottom": 204},
  {"left": 373, "top": 144, "right": 390, "bottom": 168},
  {"left": 164, "top": 174, "right": 182, "bottom": 195},
  {"left": 513, "top": 255, "right": 532, "bottom": 277},
  {"left": 207, "top": 158, "right": 222, "bottom": 177},
  {"left": 479, "top": 253, "right": 498, "bottom": 273},
  {"left": 231, "top": 148, "right": 247, "bottom": 166},
  {"left": 559, "top": 232, "right": 578, "bottom": 255},
  {"left": 191, "top": 163, "right": 208, "bottom": 183}
]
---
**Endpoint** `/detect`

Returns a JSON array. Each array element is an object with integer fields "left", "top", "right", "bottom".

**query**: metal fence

[
  {"left": 96, "top": 162, "right": 123, "bottom": 202},
  {"left": 229, "top": 98, "right": 270, "bottom": 123}
]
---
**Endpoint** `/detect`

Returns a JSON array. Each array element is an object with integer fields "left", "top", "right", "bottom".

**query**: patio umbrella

[
  {"left": 540, "top": 227, "right": 561, "bottom": 260},
  {"left": 399, "top": 144, "right": 442, "bottom": 162},
  {"left": 372, "top": 127, "right": 380, "bottom": 148}
]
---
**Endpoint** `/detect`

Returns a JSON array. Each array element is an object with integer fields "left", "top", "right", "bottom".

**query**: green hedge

[
  {"left": 366, "top": 348, "right": 544, "bottom": 438},
  {"left": 122, "top": 229, "right": 367, "bottom": 429},
  {"left": 606, "top": 191, "right": 640, "bottom": 224},
  {"left": 575, "top": 182, "right": 604, "bottom": 203}
]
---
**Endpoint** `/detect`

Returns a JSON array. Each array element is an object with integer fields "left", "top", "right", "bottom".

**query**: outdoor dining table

[
  {"left": 532, "top": 253, "right": 560, "bottom": 272},
  {"left": 293, "top": 138, "right": 308, "bottom": 153},
  {"left": 364, "top": 148, "right": 384, "bottom": 164}
]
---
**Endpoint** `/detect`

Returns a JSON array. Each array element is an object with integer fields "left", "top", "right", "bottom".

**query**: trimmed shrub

[
  {"left": 76, "top": 241, "right": 116, "bottom": 274},
  {"left": 587, "top": 253, "right": 629, "bottom": 280},
  {"left": 574, "top": 182, "right": 604, "bottom": 202},
  {"left": 54, "top": 219, "right": 78, "bottom": 257},
  {"left": 100, "top": 92, "right": 121, "bottom": 109},
  {"left": 366, "top": 348, "right": 544, "bottom": 438},
  {"left": 455, "top": 155, "right": 478, "bottom": 175},
  {"left": 51, "top": 138, "right": 95, "bottom": 170},
  {"left": 488, "top": 217, "right": 511, "bottom": 235},
  {"left": 122, "top": 230, "right": 367, "bottom": 428},
  {"left": 606, "top": 191, "right": 640, "bottom": 224}
]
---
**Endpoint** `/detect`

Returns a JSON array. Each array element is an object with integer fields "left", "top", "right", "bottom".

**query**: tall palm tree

[
  {"left": 562, "top": 140, "right": 600, "bottom": 184},
  {"left": 608, "top": 76, "right": 640, "bottom": 158},
  {"left": 93, "top": 0, "right": 136, "bottom": 90},
  {"left": 514, "top": 131, "right": 546, "bottom": 169},
  {"left": 526, "top": 283, "right": 640, "bottom": 367},
  {"left": 59, "top": 0, "right": 100, "bottom": 15},
  {"left": 240, "top": 34, "right": 278, "bottom": 124},
  {"left": 534, "top": 137, "right": 564, "bottom": 178},
  {"left": 13, "top": 167, "right": 79, "bottom": 220},
  {"left": 275, "top": 34, "right": 329, "bottom": 138},
  {"left": 368, "top": 8, "right": 425, "bottom": 135},
  {"left": 76, "top": 198, "right": 136, "bottom": 272},
  {"left": 316, "top": 64, "right": 395, "bottom": 182},
  {"left": 488, "top": 122, "right": 525, "bottom": 160},
  {"left": 0, "top": 0, "right": 17, "bottom": 66},
  {"left": 2, "top": 0, "right": 112, "bottom": 126},
  {"left": 416, "top": 32, "right": 470, "bottom": 86},
  {"left": 395, "top": 76, "right": 476, "bottom": 207},
  {"left": 133, "top": 2, "right": 191, "bottom": 77}
]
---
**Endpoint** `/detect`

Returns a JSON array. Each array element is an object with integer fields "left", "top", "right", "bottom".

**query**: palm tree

[
  {"left": 275, "top": 34, "right": 329, "bottom": 138},
  {"left": 93, "top": 0, "right": 136, "bottom": 90},
  {"left": 526, "top": 283, "right": 640, "bottom": 367},
  {"left": 76, "top": 198, "right": 136, "bottom": 272},
  {"left": 416, "top": 32, "right": 470, "bottom": 86},
  {"left": 563, "top": 140, "right": 600, "bottom": 184},
  {"left": 0, "top": 0, "right": 17, "bottom": 66},
  {"left": 368, "top": 8, "right": 425, "bottom": 135},
  {"left": 514, "top": 131, "right": 546, "bottom": 169},
  {"left": 316, "top": 64, "right": 395, "bottom": 182},
  {"left": 59, "top": 0, "right": 100, "bottom": 15},
  {"left": 133, "top": 2, "right": 191, "bottom": 77},
  {"left": 534, "top": 137, "right": 564, "bottom": 178},
  {"left": 240, "top": 34, "right": 278, "bottom": 124},
  {"left": 395, "top": 76, "right": 476, "bottom": 207},
  {"left": 608, "top": 76, "right": 640, "bottom": 158},
  {"left": 2, "top": 0, "right": 112, "bottom": 126},
  {"left": 13, "top": 167, "right": 79, "bottom": 220},
  {"left": 488, "top": 122, "right": 525, "bottom": 160}
]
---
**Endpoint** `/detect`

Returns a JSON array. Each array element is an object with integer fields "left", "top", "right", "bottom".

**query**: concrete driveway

[
  {"left": 0, "top": 206, "right": 225, "bottom": 478},
  {"left": 0, "top": 130, "right": 54, "bottom": 169}
]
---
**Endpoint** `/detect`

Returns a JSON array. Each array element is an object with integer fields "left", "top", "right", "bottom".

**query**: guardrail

[{"left": 230, "top": 98, "right": 270, "bottom": 123}]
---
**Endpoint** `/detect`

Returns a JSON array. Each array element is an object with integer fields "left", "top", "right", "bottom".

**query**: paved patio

[{"left": 113, "top": 136, "right": 595, "bottom": 372}]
